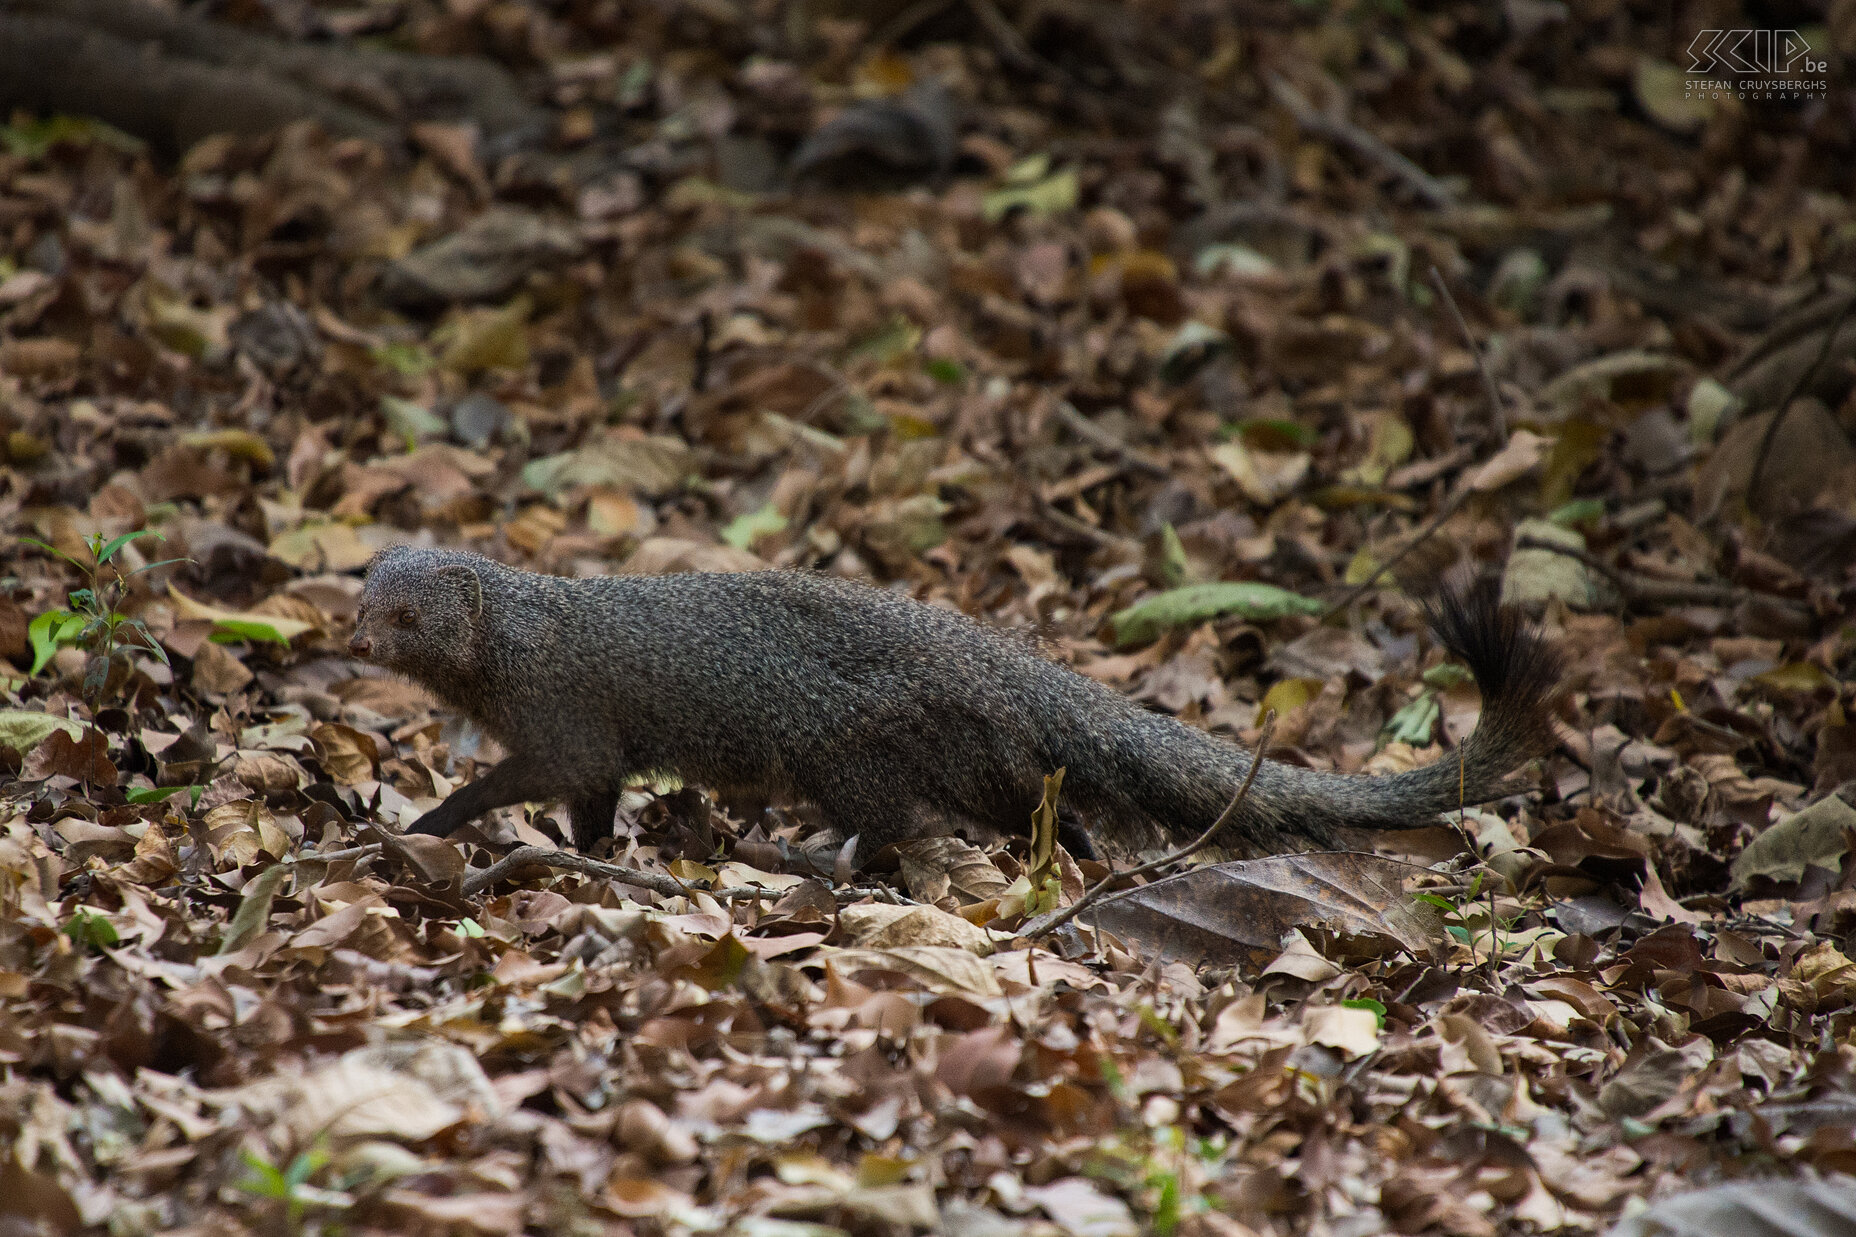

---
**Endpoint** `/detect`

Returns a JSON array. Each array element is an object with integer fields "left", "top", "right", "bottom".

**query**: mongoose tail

[{"left": 1056, "top": 576, "right": 1563, "bottom": 855}]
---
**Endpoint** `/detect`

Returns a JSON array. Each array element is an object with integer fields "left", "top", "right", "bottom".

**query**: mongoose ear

[{"left": 437, "top": 564, "right": 483, "bottom": 618}]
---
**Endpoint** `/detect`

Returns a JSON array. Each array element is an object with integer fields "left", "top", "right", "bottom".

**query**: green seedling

[{"left": 24, "top": 530, "right": 182, "bottom": 701}]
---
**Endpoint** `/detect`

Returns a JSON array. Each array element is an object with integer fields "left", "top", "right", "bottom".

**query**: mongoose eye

[{"left": 396, "top": 609, "right": 418, "bottom": 627}]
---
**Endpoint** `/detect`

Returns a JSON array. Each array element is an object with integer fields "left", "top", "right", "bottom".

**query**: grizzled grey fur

[{"left": 349, "top": 546, "right": 1560, "bottom": 863}]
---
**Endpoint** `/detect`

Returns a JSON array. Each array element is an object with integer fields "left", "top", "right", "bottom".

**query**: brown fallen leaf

[
  {"left": 22, "top": 727, "right": 117, "bottom": 785},
  {"left": 1081, "top": 852, "right": 1445, "bottom": 966}
]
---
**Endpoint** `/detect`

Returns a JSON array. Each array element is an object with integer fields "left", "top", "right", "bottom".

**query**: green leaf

[
  {"left": 283, "top": 1146, "right": 329, "bottom": 1189},
  {"left": 1341, "top": 997, "right": 1388, "bottom": 1028},
  {"left": 122, "top": 620, "right": 172, "bottom": 665},
  {"left": 370, "top": 340, "right": 436, "bottom": 377},
  {"left": 0, "top": 709, "right": 85, "bottom": 755},
  {"left": 1548, "top": 498, "right": 1606, "bottom": 527},
  {"left": 1109, "top": 582, "right": 1322, "bottom": 647},
  {"left": 18, "top": 536, "right": 83, "bottom": 570},
  {"left": 850, "top": 314, "right": 919, "bottom": 365},
  {"left": 1150, "top": 1168, "right": 1182, "bottom": 1236},
  {"left": 237, "top": 1151, "right": 290, "bottom": 1198},
  {"left": 1226, "top": 418, "right": 1318, "bottom": 449},
  {"left": 28, "top": 610, "right": 82, "bottom": 675},
  {"left": 380, "top": 395, "right": 447, "bottom": 448},
  {"left": 923, "top": 357, "right": 966, "bottom": 385},
  {"left": 95, "top": 529, "right": 164, "bottom": 566},
  {"left": 1157, "top": 523, "right": 1189, "bottom": 587},
  {"left": 210, "top": 618, "right": 290, "bottom": 646},
  {"left": 126, "top": 785, "right": 195, "bottom": 804},
  {"left": 128, "top": 556, "right": 191, "bottom": 577},
  {"left": 1383, "top": 693, "right": 1440, "bottom": 745},
  {"left": 982, "top": 163, "right": 1079, "bottom": 222},
  {"left": 720, "top": 503, "right": 788, "bottom": 551},
  {"left": 1, "top": 113, "right": 143, "bottom": 159},
  {"left": 1412, "top": 892, "right": 1458, "bottom": 912},
  {"left": 1421, "top": 662, "right": 1470, "bottom": 689},
  {"left": 63, "top": 909, "right": 119, "bottom": 950}
]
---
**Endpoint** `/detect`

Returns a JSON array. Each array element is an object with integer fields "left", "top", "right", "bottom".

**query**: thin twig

[
  {"left": 282, "top": 844, "right": 382, "bottom": 865},
  {"left": 1748, "top": 287, "right": 1856, "bottom": 501},
  {"left": 964, "top": 0, "right": 1099, "bottom": 106},
  {"left": 869, "top": 0, "right": 959, "bottom": 49},
  {"left": 460, "top": 844, "right": 762, "bottom": 900},
  {"left": 1512, "top": 535, "right": 1633, "bottom": 595},
  {"left": 1429, "top": 268, "right": 1507, "bottom": 440},
  {"left": 1054, "top": 400, "right": 1170, "bottom": 478},
  {"left": 1320, "top": 491, "right": 1476, "bottom": 621},
  {"left": 1017, "top": 715, "right": 1276, "bottom": 941},
  {"left": 1513, "top": 534, "right": 1812, "bottom": 615},
  {"left": 1321, "top": 265, "right": 1512, "bottom": 620},
  {"left": 1267, "top": 75, "right": 1456, "bottom": 209},
  {"left": 1035, "top": 496, "right": 1140, "bottom": 550}
]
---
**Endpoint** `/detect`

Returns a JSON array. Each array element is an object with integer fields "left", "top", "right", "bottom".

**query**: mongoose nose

[{"left": 348, "top": 633, "right": 372, "bottom": 658}]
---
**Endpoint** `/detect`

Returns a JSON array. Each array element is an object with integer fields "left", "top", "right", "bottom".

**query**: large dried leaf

[{"left": 1081, "top": 853, "right": 1445, "bottom": 966}]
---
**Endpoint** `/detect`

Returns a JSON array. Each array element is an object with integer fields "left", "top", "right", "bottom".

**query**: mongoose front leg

[
  {"left": 404, "top": 758, "right": 557, "bottom": 839},
  {"left": 568, "top": 790, "right": 619, "bottom": 852}
]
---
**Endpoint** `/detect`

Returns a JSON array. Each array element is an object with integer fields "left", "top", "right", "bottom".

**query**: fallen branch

[{"left": 1017, "top": 715, "right": 1275, "bottom": 941}]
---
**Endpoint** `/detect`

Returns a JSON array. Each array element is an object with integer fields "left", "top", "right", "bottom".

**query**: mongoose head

[{"left": 349, "top": 546, "right": 484, "bottom": 683}]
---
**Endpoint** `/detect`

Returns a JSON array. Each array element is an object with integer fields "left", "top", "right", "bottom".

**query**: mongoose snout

[{"left": 353, "top": 544, "right": 1561, "bottom": 864}]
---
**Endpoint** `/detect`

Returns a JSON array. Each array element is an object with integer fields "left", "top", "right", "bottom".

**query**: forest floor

[{"left": 2, "top": 1, "right": 1855, "bottom": 1234}]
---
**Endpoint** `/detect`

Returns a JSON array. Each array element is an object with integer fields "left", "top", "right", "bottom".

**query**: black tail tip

[{"left": 1421, "top": 574, "right": 1562, "bottom": 707}]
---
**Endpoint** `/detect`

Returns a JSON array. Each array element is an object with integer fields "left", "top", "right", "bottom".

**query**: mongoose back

[{"left": 347, "top": 546, "right": 1560, "bottom": 862}]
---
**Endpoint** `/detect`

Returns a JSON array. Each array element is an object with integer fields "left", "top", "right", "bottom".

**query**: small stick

[
  {"left": 460, "top": 844, "right": 762, "bottom": 900},
  {"left": 1320, "top": 490, "right": 1476, "bottom": 621},
  {"left": 1036, "top": 496, "right": 1140, "bottom": 550},
  {"left": 1267, "top": 75, "right": 1456, "bottom": 209},
  {"left": 1321, "top": 266, "right": 1510, "bottom": 620},
  {"left": 1017, "top": 715, "right": 1275, "bottom": 941},
  {"left": 1429, "top": 267, "right": 1507, "bottom": 440},
  {"left": 870, "top": 0, "right": 958, "bottom": 49},
  {"left": 1513, "top": 534, "right": 1812, "bottom": 615},
  {"left": 1054, "top": 400, "right": 1170, "bottom": 478},
  {"left": 282, "top": 844, "right": 382, "bottom": 865},
  {"left": 1748, "top": 287, "right": 1856, "bottom": 502}
]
